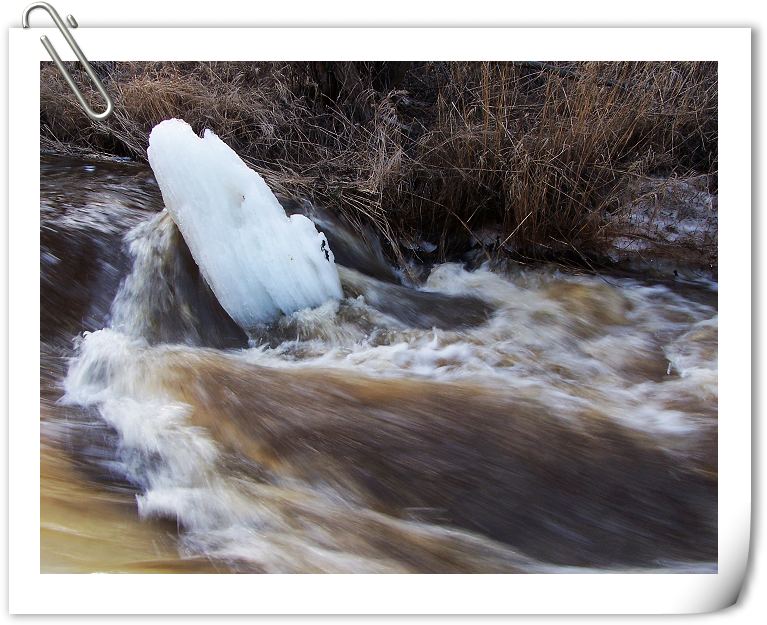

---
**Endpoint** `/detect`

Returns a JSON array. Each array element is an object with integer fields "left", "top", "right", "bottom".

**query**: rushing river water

[{"left": 40, "top": 154, "right": 718, "bottom": 573}]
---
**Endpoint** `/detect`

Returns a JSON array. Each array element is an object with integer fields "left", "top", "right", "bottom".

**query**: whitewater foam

[{"left": 240, "top": 263, "right": 718, "bottom": 436}]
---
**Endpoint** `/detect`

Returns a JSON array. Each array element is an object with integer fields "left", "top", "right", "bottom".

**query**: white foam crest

[
  {"left": 239, "top": 263, "right": 717, "bottom": 435},
  {"left": 666, "top": 317, "right": 719, "bottom": 379},
  {"left": 63, "top": 329, "right": 222, "bottom": 496}
]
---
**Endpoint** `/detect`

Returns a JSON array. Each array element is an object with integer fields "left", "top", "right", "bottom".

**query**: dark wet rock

[{"left": 338, "top": 266, "right": 493, "bottom": 329}]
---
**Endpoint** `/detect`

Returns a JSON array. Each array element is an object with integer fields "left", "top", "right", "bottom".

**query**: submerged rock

[{"left": 338, "top": 266, "right": 493, "bottom": 330}]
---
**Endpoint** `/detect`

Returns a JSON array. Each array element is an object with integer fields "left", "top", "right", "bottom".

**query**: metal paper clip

[{"left": 22, "top": 2, "right": 113, "bottom": 121}]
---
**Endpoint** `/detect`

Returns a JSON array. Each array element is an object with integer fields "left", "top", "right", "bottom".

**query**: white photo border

[{"left": 8, "top": 27, "right": 751, "bottom": 614}]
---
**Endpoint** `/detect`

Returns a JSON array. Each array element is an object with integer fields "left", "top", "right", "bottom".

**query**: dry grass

[{"left": 40, "top": 61, "right": 717, "bottom": 267}]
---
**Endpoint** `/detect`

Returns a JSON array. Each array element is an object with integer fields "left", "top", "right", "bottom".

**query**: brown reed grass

[{"left": 40, "top": 61, "right": 717, "bottom": 266}]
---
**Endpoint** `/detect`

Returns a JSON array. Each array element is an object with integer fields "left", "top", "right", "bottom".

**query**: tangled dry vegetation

[{"left": 41, "top": 61, "right": 717, "bottom": 269}]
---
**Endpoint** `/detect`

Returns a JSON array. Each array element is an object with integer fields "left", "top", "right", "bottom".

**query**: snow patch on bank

[{"left": 608, "top": 176, "right": 717, "bottom": 275}]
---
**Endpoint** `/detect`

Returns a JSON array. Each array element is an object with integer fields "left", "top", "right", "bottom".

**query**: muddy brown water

[{"left": 41, "top": 154, "right": 718, "bottom": 573}]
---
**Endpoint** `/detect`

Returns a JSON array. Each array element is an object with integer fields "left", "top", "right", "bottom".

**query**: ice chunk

[{"left": 147, "top": 119, "right": 342, "bottom": 328}]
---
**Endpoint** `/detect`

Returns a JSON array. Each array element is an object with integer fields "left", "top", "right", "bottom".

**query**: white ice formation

[{"left": 147, "top": 118, "right": 342, "bottom": 329}]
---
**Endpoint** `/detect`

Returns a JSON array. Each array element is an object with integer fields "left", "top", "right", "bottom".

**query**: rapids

[{"left": 40, "top": 154, "right": 718, "bottom": 573}]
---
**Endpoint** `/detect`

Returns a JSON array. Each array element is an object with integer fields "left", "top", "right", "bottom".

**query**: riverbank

[{"left": 40, "top": 61, "right": 717, "bottom": 276}]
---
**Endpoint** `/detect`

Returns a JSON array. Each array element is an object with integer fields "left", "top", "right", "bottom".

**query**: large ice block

[{"left": 147, "top": 119, "right": 342, "bottom": 329}]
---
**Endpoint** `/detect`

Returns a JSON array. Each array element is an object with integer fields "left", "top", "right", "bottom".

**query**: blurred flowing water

[{"left": 40, "top": 155, "right": 718, "bottom": 573}]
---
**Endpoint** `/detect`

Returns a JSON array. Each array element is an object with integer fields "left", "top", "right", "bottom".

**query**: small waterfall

[{"left": 110, "top": 211, "right": 247, "bottom": 349}]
